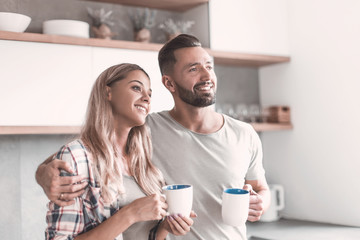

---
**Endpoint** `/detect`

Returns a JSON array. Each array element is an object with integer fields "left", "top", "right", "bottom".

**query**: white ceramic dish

[
  {"left": 43, "top": 19, "right": 89, "bottom": 38},
  {"left": 0, "top": 12, "right": 31, "bottom": 32}
]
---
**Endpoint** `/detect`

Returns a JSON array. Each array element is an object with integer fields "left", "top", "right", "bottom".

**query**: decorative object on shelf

[
  {"left": 43, "top": 19, "right": 89, "bottom": 38},
  {"left": 266, "top": 106, "right": 291, "bottom": 123},
  {"left": 158, "top": 18, "right": 195, "bottom": 41},
  {"left": 218, "top": 103, "right": 290, "bottom": 125},
  {"left": 248, "top": 104, "right": 261, "bottom": 123},
  {"left": 87, "top": 7, "right": 115, "bottom": 40},
  {"left": 220, "top": 103, "right": 237, "bottom": 119},
  {"left": 0, "top": 12, "right": 31, "bottom": 33},
  {"left": 235, "top": 104, "right": 249, "bottom": 122},
  {"left": 128, "top": 8, "right": 157, "bottom": 43}
]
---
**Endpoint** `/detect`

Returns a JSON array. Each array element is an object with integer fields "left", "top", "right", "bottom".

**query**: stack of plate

[{"left": 43, "top": 19, "right": 89, "bottom": 38}]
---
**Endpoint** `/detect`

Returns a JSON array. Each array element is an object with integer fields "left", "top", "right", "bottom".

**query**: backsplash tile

[{"left": 0, "top": 136, "right": 21, "bottom": 240}]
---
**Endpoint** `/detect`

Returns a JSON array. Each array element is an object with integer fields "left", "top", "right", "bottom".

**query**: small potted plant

[
  {"left": 158, "top": 18, "right": 195, "bottom": 41},
  {"left": 128, "top": 8, "right": 157, "bottom": 43},
  {"left": 87, "top": 7, "right": 115, "bottom": 40}
]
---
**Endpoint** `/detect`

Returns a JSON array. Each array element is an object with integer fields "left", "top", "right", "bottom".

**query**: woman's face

[{"left": 108, "top": 70, "right": 152, "bottom": 128}]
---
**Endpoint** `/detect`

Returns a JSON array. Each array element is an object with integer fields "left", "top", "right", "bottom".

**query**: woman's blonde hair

[{"left": 80, "top": 63, "right": 164, "bottom": 201}]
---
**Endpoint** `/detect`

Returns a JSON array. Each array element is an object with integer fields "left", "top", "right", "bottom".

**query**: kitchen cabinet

[
  {"left": 209, "top": 0, "right": 289, "bottom": 56},
  {"left": 0, "top": 32, "right": 173, "bottom": 133},
  {"left": 90, "top": 47, "right": 173, "bottom": 113},
  {"left": 0, "top": 40, "right": 92, "bottom": 126},
  {"left": 0, "top": 28, "right": 291, "bottom": 134}
]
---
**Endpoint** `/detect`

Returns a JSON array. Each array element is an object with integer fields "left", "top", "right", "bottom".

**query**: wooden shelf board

[
  {"left": 251, "top": 123, "right": 293, "bottom": 132},
  {"left": 0, "top": 126, "right": 81, "bottom": 135},
  {"left": 0, "top": 31, "right": 162, "bottom": 51},
  {"left": 0, "top": 31, "right": 290, "bottom": 67},
  {"left": 0, "top": 124, "right": 292, "bottom": 135},
  {"left": 84, "top": 0, "right": 209, "bottom": 12},
  {"left": 208, "top": 49, "right": 290, "bottom": 67}
]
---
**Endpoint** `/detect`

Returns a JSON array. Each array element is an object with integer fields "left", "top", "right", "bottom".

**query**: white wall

[{"left": 259, "top": 0, "right": 360, "bottom": 227}]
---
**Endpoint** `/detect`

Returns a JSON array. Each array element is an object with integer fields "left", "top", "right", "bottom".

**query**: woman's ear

[
  {"left": 162, "top": 75, "right": 175, "bottom": 93},
  {"left": 106, "top": 86, "right": 112, "bottom": 101}
]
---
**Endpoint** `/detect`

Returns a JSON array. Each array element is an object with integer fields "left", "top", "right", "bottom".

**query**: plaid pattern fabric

[{"left": 45, "top": 139, "right": 123, "bottom": 240}]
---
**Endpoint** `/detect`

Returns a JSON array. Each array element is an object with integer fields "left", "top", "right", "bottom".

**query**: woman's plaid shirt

[{"left": 44, "top": 139, "right": 123, "bottom": 240}]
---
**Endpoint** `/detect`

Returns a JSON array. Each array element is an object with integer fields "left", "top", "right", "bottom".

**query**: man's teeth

[
  {"left": 196, "top": 83, "right": 213, "bottom": 91},
  {"left": 198, "top": 86, "right": 211, "bottom": 90},
  {"left": 136, "top": 106, "right": 147, "bottom": 114}
]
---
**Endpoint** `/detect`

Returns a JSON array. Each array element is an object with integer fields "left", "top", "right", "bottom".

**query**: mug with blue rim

[
  {"left": 222, "top": 188, "right": 250, "bottom": 226},
  {"left": 162, "top": 184, "right": 193, "bottom": 216}
]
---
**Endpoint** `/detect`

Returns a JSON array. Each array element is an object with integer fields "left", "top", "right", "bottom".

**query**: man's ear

[
  {"left": 106, "top": 86, "right": 112, "bottom": 101},
  {"left": 162, "top": 75, "right": 175, "bottom": 93}
]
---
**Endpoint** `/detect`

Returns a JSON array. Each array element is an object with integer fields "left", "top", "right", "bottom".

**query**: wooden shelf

[
  {"left": 250, "top": 123, "right": 293, "bottom": 132},
  {"left": 84, "top": 0, "right": 209, "bottom": 12},
  {"left": 0, "top": 31, "right": 161, "bottom": 51},
  {"left": 209, "top": 49, "right": 290, "bottom": 67},
  {"left": 0, "top": 126, "right": 81, "bottom": 135},
  {"left": 0, "top": 31, "right": 290, "bottom": 67},
  {"left": 0, "top": 123, "right": 292, "bottom": 135}
]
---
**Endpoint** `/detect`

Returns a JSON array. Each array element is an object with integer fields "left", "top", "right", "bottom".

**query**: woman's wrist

[
  {"left": 118, "top": 203, "right": 137, "bottom": 227},
  {"left": 155, "top": 220, "right": 169, "bottom": 240}
]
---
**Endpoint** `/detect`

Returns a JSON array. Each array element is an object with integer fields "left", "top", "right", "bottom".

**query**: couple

[{"left": 36, "top": 34, "right": 270, "bottom": 240}]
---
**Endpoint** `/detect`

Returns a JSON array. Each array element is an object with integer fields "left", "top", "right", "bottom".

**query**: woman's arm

[
  {"left": 73, "top": 206, "right": 134, "bottom": 240},
  {"left": 74, "top": 194, "right": 167, "bottom": 240},
  {"left": 46, "top": 193, "right": 135, "bottom": 240},
  {"left": 46, "top": 142, "right": 168, "bottom": 240}
]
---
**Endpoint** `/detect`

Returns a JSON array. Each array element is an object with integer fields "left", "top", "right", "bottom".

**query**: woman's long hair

[{"left": 80, "top": 63, "right": 164, "bottom": 202}]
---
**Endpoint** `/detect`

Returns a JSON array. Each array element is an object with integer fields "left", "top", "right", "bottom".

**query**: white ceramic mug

[
  {"left": 222, "top": 188, "right": 250, "bottom": 226},
  {"left": 162, "top": 184, "right": 193, "bottom": 216}
]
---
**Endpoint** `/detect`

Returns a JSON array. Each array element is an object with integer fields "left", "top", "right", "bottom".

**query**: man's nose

[{"left": 200, "top": 66, "right": 211, "bottom": 80}]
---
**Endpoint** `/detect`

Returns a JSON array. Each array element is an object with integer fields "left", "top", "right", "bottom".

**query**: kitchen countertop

[{"left": 247, "top": 218, "right": 360, "bottom": 240}]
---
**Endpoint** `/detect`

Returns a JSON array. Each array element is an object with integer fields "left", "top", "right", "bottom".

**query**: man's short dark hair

[{"left": 158, "top": 34, "right": 202, "bottom": 75}]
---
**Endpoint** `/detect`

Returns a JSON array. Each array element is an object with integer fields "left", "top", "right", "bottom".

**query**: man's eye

[
  {"left": 207, "top": 66, "right": 213, "bottom": 70},
  {"left": 189, "top": 67, "right": 197, "bottom": 72}
]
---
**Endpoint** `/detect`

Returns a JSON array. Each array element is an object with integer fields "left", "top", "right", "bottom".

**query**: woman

[{"left": 45, "top": 63, "right": 194, "bottom": 240}]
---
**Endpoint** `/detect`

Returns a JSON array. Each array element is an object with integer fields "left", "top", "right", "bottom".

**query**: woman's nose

[{"left": 142, "top": 92, "right": 151, "bottom": 103}]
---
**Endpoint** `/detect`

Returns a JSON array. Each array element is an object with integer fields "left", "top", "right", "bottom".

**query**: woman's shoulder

[
  {"left": 55, "top": 139, "right": 91, "bottom": 177},
  {"left": 55, "top": 139, "right": 86, "bottom": 161}
]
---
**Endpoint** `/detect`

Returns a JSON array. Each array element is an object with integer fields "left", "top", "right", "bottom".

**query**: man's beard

[{"left": 174, "top": 81, "right": 216, "bottom": 107}]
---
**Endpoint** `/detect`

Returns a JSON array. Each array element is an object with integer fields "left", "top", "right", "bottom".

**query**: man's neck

[{"left": 169, "top": 103, "right": 224, "bottom": 134}]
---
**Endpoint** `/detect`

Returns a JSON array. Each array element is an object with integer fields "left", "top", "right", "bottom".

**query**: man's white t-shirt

[{"left": 146, "top": 111, "right": 265, "bottom": 240}]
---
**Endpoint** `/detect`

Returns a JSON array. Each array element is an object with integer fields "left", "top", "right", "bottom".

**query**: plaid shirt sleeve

[{"left": 45, "top": 141, "right": 87, "bottom": 240}]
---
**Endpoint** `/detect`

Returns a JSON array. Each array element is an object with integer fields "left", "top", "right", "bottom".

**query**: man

[{"left": 36, "top": 34, "right": 270, "bottom": 239}]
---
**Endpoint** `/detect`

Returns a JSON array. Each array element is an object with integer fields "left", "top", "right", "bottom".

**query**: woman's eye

[{"left": 132, "top": 86, "right": 141, "bottom": 91}]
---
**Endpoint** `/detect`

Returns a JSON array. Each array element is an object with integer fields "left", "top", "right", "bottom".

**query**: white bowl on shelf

[
  {"left": 0, "top": 12, "right": 31, "bottom": 32},
  {"left": 43, "top": 19, "right": 89, "bottom": 38}
]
